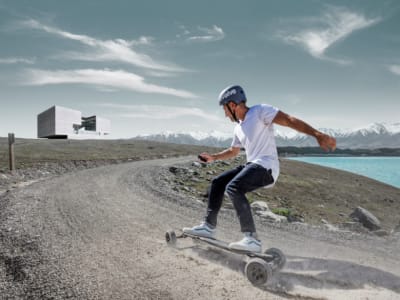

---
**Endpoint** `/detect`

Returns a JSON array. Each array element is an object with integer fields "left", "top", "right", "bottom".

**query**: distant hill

[{"left": 133, "top": 122, "right": 400, "bottom": 150}]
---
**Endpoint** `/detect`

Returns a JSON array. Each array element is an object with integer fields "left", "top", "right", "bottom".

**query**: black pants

[{"left": 204, "top": 163, "right": 274, "bottom": 233}]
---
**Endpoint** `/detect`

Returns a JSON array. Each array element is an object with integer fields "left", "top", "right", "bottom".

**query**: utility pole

[{"left": 8, "top": 133, "right": 15, "bottom": 171}]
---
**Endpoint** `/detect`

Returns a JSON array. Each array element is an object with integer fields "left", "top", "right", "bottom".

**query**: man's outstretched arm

[{"left": 273, "top": 111, "right": 337, "bottom": 151}]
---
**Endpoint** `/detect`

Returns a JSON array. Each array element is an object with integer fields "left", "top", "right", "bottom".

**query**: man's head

[{"left": 218, "top": 85, "right": 247, "bottom": 123}]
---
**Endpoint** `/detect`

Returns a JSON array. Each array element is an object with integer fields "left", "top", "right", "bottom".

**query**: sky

[{"left": 0, "top": 0, "right": 399, "bottom": 139}]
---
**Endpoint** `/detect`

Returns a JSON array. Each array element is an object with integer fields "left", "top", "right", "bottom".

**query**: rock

[
  {"left": 391, "top": 222, "right": 400, "bottom": 235},
  {"left": 350, "top": 206, "right": 381, "bottom": 231},
  {"left": 340, "top": 222, "right": 370, "bottom": 234},
  {"left": 258, "top": 211, "right": 287, "bottom": 223},
  {"left": 323, "top": 223, "right": 339, "bottom": 232},
  {"left": 394, "top": 222, "right": 400, "bottom": 233},
  {"left": 223, "top": 202, "right": 234, "bottom": 209},
  {"left": 192, "top": 162, "right": 202, "bottom": 168},
  {"left": 169, "top": 166, "right": 191, "bottom": 175},
  {"left": 186, "top": 168, "right": 195, "bottom": 174},
  {"left": 169, "top": 166, "right": 179, "bottom": 174},
  {"left": 287, "top": 215, "right": 305, "bottom": 223},
  {"left": 290, "top": 222, "right": 308, "bottom": 228},
  {"left": 251, "top": 201, "right": 269, "bottom": 212},
  {"left": 373, "top": 229, "right": 389, "bottom": 237},
  {"left": 320, "top": 219, "right": 338, "bottom": 231}
]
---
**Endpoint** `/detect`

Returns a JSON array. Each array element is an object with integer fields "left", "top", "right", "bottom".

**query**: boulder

[{"left": 350, "top": 206, "right": 381, "bottom": 231}]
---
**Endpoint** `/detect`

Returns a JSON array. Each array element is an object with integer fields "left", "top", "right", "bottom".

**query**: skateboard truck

[{"left": 165, "top": 230, "right": 286, "bottom": 286}]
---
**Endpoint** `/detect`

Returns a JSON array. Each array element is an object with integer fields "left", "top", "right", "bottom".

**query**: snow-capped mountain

[
  {"left": 133, "top": 122, "right": 400, "bottom": 149},
  {"left": 135, "top": 130, "right": 233, "bottom": 147},
  {"left": 275, "top": 122, "right": 400, "bottom": 149}
]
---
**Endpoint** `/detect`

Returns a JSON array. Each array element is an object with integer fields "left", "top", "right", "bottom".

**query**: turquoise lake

[{"left": 287, "top": 157, "right": 400, "bottom": 189}]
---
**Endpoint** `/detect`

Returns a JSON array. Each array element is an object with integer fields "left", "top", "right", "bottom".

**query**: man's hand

[
  {"left": 198, "top": 152, "right": 214, "bottom": 163},
  {"left": 316, "top": 133, "right": 336, "bottom": 152},
  {"left": 198, "top": 147, "right": 240, "bottom": 163}
]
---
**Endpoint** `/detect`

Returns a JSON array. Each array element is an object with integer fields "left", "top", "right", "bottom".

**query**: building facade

[{"left": 37, "top": 106, "right": 111, "bottom": 139}]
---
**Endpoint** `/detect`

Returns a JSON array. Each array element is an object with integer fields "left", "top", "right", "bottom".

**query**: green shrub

[{"left": 271, "top": 207, "right": 291, "bottom": 217}]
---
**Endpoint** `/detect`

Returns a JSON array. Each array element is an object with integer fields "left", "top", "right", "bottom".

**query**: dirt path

[{"left": 1, "top": 157, "right": 399, "bottom": 299}]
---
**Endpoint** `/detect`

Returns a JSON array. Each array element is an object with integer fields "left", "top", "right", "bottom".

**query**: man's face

[{"left": 222, "top": 103, "right": 236, "bottom": 123}]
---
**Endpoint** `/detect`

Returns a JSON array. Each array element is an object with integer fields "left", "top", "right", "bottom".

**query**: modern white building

[{"left": 37, "top": 106, "right": 111, "bottom": 139}]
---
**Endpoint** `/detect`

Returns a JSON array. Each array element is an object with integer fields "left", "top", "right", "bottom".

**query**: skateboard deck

[
  {"left": 165, "top": 229, "right": 286, "bottom": 286},
  {"left": 180, "top": 232, "right": 273, "bottom": 260}
]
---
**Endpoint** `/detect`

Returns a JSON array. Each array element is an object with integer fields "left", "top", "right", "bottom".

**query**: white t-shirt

[{"left": 231, "top": 104, "right": 280, "bottom": 182}]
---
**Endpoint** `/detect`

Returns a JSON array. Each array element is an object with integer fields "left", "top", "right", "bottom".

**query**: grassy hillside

[{"left": 0, "top": 138, "right": 219, "bottom": 170}]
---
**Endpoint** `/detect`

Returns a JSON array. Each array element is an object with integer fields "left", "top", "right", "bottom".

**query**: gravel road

[{"left": 1, "top": 157, "right": 399, "bottom": 299}]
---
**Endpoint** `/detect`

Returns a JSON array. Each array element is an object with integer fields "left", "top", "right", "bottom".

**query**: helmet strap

[{"left": 226, "top": 103, "right": 239, "bottom": 123}]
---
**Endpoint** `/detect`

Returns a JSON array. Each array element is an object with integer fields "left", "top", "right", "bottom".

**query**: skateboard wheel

[
  {"left": 165, "top": 231, "right": 177, "bottom": 246},
  {"left": 245, "top": 258, "right": 272, "bottom": 286},
  {"left": 264, "top": 247, "right": 286, "bottom": 271}
]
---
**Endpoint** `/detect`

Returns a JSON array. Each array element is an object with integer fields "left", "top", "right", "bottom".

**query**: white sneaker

[
  {"left": 228, "top": 233, "right": 262, "bottom": 253},
  {"left": 183, "top": 222, "right": 215, "bottom": 238}
]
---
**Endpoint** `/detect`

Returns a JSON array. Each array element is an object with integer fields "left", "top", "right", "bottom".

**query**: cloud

[
  {"left": 184, "top": 25, "right": 225, "bottom": 43},
  {"left": 279, "top": 7, "right": 380, "bottom": 63},
  {"left": 99, "top": 103, "right": 218, "bottom": 121},
  {"left": 0, "top": 57, "right": 35, "bottom": 64},
  {"left": 22, "top": 68, "right": 197, "bottom": 98},
  {"left": 388, "top": 65, "right": 400, "bottom": 75},
  {"left": 20, "top": 19, "right": 183, "bottom": 72},
  {"left": 116, "top": 36, "right": 154, "bottom": 46}
]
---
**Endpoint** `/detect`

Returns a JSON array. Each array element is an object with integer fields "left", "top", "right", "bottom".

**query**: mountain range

[{"left": 134, "top": 122, "right": 400, "bottom": 149}]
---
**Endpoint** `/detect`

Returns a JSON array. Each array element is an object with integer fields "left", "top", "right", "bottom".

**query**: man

[{"left": 183, "top": 85, "right": 336, "bottom": 253}]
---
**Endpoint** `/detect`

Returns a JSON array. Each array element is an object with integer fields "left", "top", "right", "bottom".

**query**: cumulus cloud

[
  {"left": 99, "top": 103, "right": 218, "bottom": 121},
  {"left": 22, "top": 68, "right": 197, "bottom": 98},
  {"left": 21, "top": 19, "right": 183, "bottom": 72},
  {"left": 279, "top": 7, "right": 380, "bottom": 64}
]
